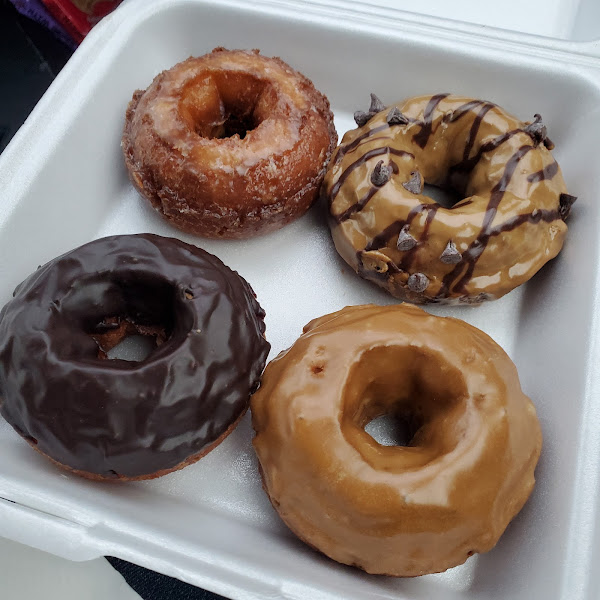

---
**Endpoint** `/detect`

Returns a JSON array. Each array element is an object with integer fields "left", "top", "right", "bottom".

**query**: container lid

[{"left": 296, "top": 0, "right": 600, "bottom": 42}]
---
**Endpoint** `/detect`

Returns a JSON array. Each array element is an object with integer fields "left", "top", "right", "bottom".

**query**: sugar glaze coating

[{"left": 123, "top": 48, "right": 337, "bottom": 238}]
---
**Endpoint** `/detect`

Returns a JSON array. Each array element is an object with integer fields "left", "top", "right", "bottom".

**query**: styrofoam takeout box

[{"left": 1, "top": 0, "right": 600, "bottom": 598}]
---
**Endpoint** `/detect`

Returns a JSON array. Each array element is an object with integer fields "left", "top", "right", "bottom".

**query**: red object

[{"left": 41, "top": 0, "right": 121, "bottom": 43}]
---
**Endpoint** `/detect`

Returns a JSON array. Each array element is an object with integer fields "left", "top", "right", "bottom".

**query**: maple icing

[{"left": 251, "top": 304, "right": 542, "bottom": 576}]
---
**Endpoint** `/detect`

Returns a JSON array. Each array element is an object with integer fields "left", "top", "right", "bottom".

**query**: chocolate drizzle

[
  {"left": 462, "top": 103, "right": 495, "bottom": 163},
  {"left": 0, "top": 234, "right": 270, "bottom": 478},
  {"left": 412, "top": 93, "right": 450, "bottom": 148},
  {"left": 334, "top": 125, "right": 390, "bottom": 164},
  {"left": 330, "top": 146, "right": 413, "bottom": 211},
  {"left": 365, "top": 203, "right": 440, "bottom": 254},
  {"left": 335, "top": 187, "right": 381, "bottom": 224},
  {"left": 448, "top": 129, "right": 522, "bottom": 181},
  {"left": 399, "top": 205, "right": 440, "bottom": 271},
  {"left": 438, "top": 145, "right": 534, "bottom": 296},
  {"left": 446, "top": 100, "right": 485, "bottom": 123},
  {"left": 490, "top": 207, "right": 561, "bottom": 233},
  {"left": 527, "top": 160, "right": 559, "bottom": 184}
]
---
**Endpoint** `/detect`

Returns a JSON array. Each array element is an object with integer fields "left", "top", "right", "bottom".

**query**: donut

[
  {"left": 0, "top": 234, "right": 270, "bottom": 481},
  {"left": 251, "top": 304, "right": 541, "bottom": 576},
  {"left": 123, "top": 48, "right": 337, "bottom": 239},
  {"left": 323, "top": 93, "right": 577, "bottom": 304}
]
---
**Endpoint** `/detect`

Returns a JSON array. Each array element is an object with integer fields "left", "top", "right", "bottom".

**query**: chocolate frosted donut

[
  {"left": 251, "top": 304, "right": 542, "bottom": 576},
  {"left": 123, "top": 48, "right": 337, "bottom": 238},
  {"left": 324, "top": 94, "right": 576, "bottom": 304},
  {"left": 0, "top": 234, "right": 270, "bottom": 481}
]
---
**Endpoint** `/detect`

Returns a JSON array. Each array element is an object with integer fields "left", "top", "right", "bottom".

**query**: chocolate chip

[
  {"left": 559, "top": 193, "right": 577, "bottom": 220},
  {"left": 354, "top": 111, "right": 372, "bottom": 127},
  {"left": 440, "top": 240, "right": 462, "bottom": 264},
  {"left": 407, "top": 272, "right": 429, "bottom": 293},
  {"left": 397, "top": 225, "right": 417, "bottom": 251},
  {"left": 371, "top": 160, "right": 392, "bottom": 186},
  {"left": 387, "top": 107, "right": 409, "bottom": 125},
  {"left": 524, "top": 114, "right": 547, "bottom": 147},
  {"left": 354, "top": 94, "right": 386, "bottom": 127},
  {"left": 369, "top": 93, "right": 386, "bottom": 114},
  {"left": 402, "top": 171, "right": 422, "bottom": 194}
]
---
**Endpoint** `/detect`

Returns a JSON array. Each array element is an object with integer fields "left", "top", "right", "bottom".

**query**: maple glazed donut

[
  {"left": 123, "top": 47, "right": 337, "bottom": 238},
  {"left": 323, "top": 93, "right": 577, "bottom": 304},
  {"left": 251, "top": 304, "right": 542, "bottom": 576},
  {"left": 0, "top": 234, "right": 270, "bottom": 481}
]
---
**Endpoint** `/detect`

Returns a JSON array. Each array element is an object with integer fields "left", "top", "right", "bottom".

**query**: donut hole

[
  {"left": 59, "top": 273, "right": 190, "bottom": 364},
  {"left": 343, "top": 346, "right": 468, "bottom": 461},
  {"left": 106, "top": 334, "right": 157, "bottom": 362},
  {"left": 179, "top": 72, "right": 269, "bottom": 140},
  {"left": 220, "top": 114, "right": 257, "bottom": 139},
  {"left": 364, "top": 413, "right": 422, "bottom": 447},
  {"left": 421, "top": 183, "right": 464, "bottom": 209},
  {"left": 91, "top": 318, "right": 169, "bottom": 362}
]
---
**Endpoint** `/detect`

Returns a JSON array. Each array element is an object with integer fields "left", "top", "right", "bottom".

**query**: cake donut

[
  {"left": 251, "top": 304, "right": 542, "bottom": 576},
  {"left": 123, "top": 48, "right": 337, "bottom": 239},
  {"left": 0, "top": 234, "right": 270, "bottom": 481},
  {"left": 323, "top": 94, "right": 577, "bottom": 304}
]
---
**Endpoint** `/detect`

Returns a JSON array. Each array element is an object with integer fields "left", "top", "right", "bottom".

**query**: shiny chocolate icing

[{"left": 0, "top": 234, "right": 270, "bottom": 479}]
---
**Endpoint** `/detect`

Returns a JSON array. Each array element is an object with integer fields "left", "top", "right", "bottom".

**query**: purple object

[{"left": 9, "top": 0, "right": 77, "bottom": 49}]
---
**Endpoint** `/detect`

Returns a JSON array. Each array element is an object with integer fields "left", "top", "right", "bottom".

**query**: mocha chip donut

[
  {"left": 123, "top": 48, "right": 337, "bottom": 239},
  {"left": 0, "top": 234, "right": 270, "bottom": 481},
  {"left": 323, "top": 94, "right": 577, "bottom": 304},
  {"left": 251, "top": 304, "right": 542, "bottom": 576}
]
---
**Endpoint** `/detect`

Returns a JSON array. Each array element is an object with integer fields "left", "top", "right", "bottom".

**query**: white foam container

[{"left": 1, "top": 0, "right": 600, "bottom": 598}]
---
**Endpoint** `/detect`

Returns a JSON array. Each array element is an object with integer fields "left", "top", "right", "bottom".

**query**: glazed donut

[
  {"left": 123, "top": 48, "right": 337, "bottom": 239},
  {"left": 251, "top": 304, "right": 541, "bottom": 576},
  {"left": 323, "top": 94, "right": 577, "bottom": 304},
  {"left": 0, "top": 234, "right": 270, "bottom": 481}
]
